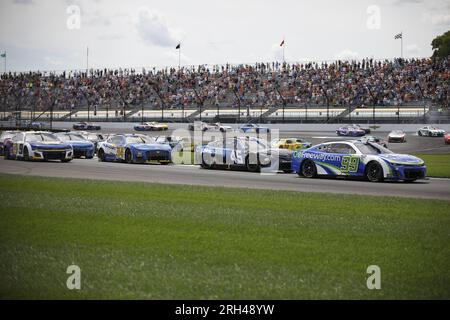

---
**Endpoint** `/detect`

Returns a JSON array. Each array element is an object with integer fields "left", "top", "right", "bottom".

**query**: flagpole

[
  {"left": 401, "top": 31, "right": 403, "bottom": 59},
  {"left": 86, "top": 46, "right": 89, "bottom": 71},
  {"left": 179, "top": 45, "right": 181, "bottom": 70},
  {"left": 283, "top": 37, "right": 285, "bottom": 63}
]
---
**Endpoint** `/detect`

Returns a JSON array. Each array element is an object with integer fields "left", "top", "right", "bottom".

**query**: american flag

[{"left": 394, "top": 33, "right": 402, "bottom": 39}]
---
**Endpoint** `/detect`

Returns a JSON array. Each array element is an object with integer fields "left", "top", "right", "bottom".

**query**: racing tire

[
  {"left": 125, "top": 149, "right": 133, "bottom": 164},
  {"left": 98, "top": 149, "right": 105, "bottom": 162},
  {"left": 428, "top": 132, "right": 432, "bottom": 137},
  {"left": 201, "top": 154, "right": 213, "bottom": 169},
  {"left": 246, "top": 155, "right": 260, "bottom": 173},
  {"left": 301, "top": 160, "right": 317, "bottom": 178},
  {"left": 366, "top": 162, "right": 384, "bottom": 182},
  {"left": 61, "top": 159, "right": 72, "bottom": 163},
  {"left": 23, "top": 147, "right": 30, "bottom": 161},
  {"left": 418, "top": 131, "right": 422, "bottom": 136}
]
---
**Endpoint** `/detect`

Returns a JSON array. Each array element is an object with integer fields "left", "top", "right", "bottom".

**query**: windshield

[
  {"left": 1, "top": 132, "right": 15, "bottom": 140},
  {"left": 125, "top": 136, "right": 151, "bottom": 144},
  {"left": 59, "top": 134, "right": 86, "bottom": 141},
  {"left": 25, "top": 133, "right": 59, "bottom": 143},
  {"left": 354, "top": 142, "right": 392, "bottom": 155}
]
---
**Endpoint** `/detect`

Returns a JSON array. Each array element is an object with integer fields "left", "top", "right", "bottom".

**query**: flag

[
  {"left": 394, "top": 33, "right": 402, "bottom": 39},
  {"left": 0, "top": 52, "right": 5, "bottom": 58},
  {"left": 280, "top": 39, "right": 285, "bottom": 47},
  {"left": 175, "top": 43, "right": 180, "bottom": 49}
]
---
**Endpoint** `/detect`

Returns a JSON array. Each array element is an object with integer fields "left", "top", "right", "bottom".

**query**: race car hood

[
  {"left": 379, "top": 153, "right": 424, "bottom": 165},
  {"left": 30, "top": 141, "right": 71, "bottom": 149},
  {"left": 129, "top": 143, "right": 172, "bottom": 151}
]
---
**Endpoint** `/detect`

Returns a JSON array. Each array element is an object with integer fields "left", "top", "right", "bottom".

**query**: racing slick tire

[
  {"left": 98, "top": 149, "right": 105, "bottom": 162},
  {"left": 125, "top": 149, "right": 133, "bottom": 164},
  {"left": 300, "top": 160, "right": 317, "bottom": 178},
  {"left": 246, "top": 154, "right": 260, "bottom": 173},
  {"left": 23, "top": 147, "right": 30, "bottom": 161},
  {"left": 366, "top": 161, "right": 384, "bottom": 182},
  {"left": 418, "top": 131, "right": 422, "bottom": 136},
  {"left": 201, "top": 154, "right": 213, "bottom": 169}
]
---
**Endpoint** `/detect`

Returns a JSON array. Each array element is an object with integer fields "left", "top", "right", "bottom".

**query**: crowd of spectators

[{"left": 1, "top": 57, "right": 448, "bottom": 114}]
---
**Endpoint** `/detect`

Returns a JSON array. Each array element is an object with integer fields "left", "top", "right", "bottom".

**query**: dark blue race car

[
  {"left": 97, "top": 134, "right": 172, "bottom": 164},
  {"left": 73, "top": 122, "right": 101, "bottom": 131},
  {"left": 55, "top": 132, "right": 95, "bottom": 159}
]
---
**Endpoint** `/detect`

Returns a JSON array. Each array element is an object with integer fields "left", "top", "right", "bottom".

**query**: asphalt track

[{"left": 1, "top": 157, "right": 449, "bottom": 200}]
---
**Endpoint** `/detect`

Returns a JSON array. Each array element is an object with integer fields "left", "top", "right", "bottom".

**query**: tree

[{"left": 431, "top": 30, "right": 450, "bottom": 58}]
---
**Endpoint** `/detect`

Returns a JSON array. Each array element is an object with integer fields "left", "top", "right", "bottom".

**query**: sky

[{"left": 0, "top": 0, "right": 449, "bottom": 72}]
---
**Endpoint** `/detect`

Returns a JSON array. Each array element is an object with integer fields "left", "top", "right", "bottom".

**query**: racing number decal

[
  {"left": 116, "top": 147, "right": 125, "bottom": 158},
  {"left": 230, "top": 150, "right": 244, "bottom": 164},
  {"left": 341, "top": 156, "right": 359, "bottom": 173}
]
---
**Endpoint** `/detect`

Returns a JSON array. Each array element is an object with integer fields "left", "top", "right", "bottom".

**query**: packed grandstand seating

[{"left": 0, "top": 57, "right": 449, "bottom": 114}]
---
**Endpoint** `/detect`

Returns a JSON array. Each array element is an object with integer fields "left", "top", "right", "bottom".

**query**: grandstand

[{"left": 1, "top": 57, "right": 449, "bottom": 125}]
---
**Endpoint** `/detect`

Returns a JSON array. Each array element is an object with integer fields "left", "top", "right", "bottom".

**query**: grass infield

[
  {"left": 0, "top": 173, "right": 449, "bottom": 299},
  {"left": 414, "top": 153, "right": 450, "bottom": 178}
]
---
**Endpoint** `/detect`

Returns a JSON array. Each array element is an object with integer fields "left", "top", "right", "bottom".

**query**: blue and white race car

[
  {"left": 55, "top": 132, "right": 95, "bottom": 159},
  {"left": 196, "top": 137, "right": 292, "bottom": 172},
  {"left": 4, "top": 131, "right": 73, "bottom": 162},
  {"left": 336, "top": 125, "right": 366, "bottom": 137},
  {"left": 239, "top": 123, "right": 270, "bottom": 134},
  {"left": 97, "top": 134, "right": 172, "bottom": 164},
  {"left": 292, "top": 141, "right": 426, "bottom": 182}
]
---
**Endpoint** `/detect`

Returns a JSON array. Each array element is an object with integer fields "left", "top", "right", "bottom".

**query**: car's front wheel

[
  {"left": 301, "top": 160, "right": 317, "bottom": 178},
  {"left": 418, "top": 131, "right": 422, "bottom": 136},
  {"left": 23, "top": 147, "right": 30, "bottom": 161},
  {"left": 366, "top": 162, "right": 383, "bottom": 182},
  {"left": 98, "top": 149, "right": 105, "bottom": 162}
]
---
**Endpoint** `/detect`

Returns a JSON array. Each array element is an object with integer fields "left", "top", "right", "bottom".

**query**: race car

[
  {"left": 188, "top": 121, "right": 232, "bottom": 132},
  {"left": 238, "top": 123, "right": 270, "bottom": 134},
  {"left": 292, "top": 140, "right": 426, "bottom": 182},
  {"left": 55, "top": 132, "right": 95, "bottom": 159},
  {"left": 271, "top": 138, "right": 312, "bottom": 151},
  {"left": 188, "top": 121, "right": 211, "bottom": 132},
  {"left": 445, "top": 133, "right": 450, "bottom": 144},
  {"left": 97, "top": 134, "right": 172, "bottom": 164},
  {"left": 351, "top": 124, "right": 371, "bottom": 134},
  {"left": 336, "top": 125, "right": 366, "bottom": 137},
  {"left": 196, "top": 137, "right": 292, "bottom": 172},
  {"left": 417, "top": 126, "right": 445, "bottom": 137},
  {"left": 388, "top": 130, "right": 407, "bottom": 143},
  {"left": 0, "top": 131, "right": 18, "bottom": 156},
  {"left": 4, "top": 131, "right": 73, "bottom": 162},
  {"left": 72, "top": 122, "right": 101, "bottom": 131},
  {"left": 359, "top": 136, "right": 389, "bottom": 148},
  {"left": 134, "top": 122, "right": 169, "bottom": 131}
]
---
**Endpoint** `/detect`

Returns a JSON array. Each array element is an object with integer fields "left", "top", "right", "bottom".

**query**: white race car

[
  {"left": 4, "top": 131, "right": 73, "bottom": 162},
  {"left": 417, "top": 126, "right": 445, "bottom": 137},
  {"left": 388, "top": 130, "right": 407, "bottom": 143}
]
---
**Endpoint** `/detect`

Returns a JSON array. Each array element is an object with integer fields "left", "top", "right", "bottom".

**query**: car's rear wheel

[
  {"left": 366, "top": 162, "right": 383, "bottom": 182},
  {"left": 301, "top": 160, "right": 317, "bottom": 178},
  {"left": 125, "top": 149, "right": 133, "bottom": 164},
  {"left": 418, "top": 131, "right": 422, "bottom": 136},
  {"left": 201, "top": 154, "right": 213, "bottom": 169},
  {"left": 246, "top": 155, "right": 260, "bottom": 173},
  {"left": 98, "top": 149, "right": 105, "bottom": 162}
]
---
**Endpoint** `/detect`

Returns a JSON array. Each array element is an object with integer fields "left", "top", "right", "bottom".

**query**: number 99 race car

[
  {"left": 4, "top": 131, "right": 73, "bottom": 162},
  {"left": 292, "top": 141, "right": 426, "bottom": 182},
  {"left": 97, "top": 134, "right": 172, "bottom": 164}
]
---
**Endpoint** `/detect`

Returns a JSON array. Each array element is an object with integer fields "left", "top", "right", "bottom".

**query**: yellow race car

[{"left": 271, "top": 138, "right": 312, "bottom": 151}]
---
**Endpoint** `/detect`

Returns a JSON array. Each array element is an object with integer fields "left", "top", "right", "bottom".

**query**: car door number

[{"left": 341, "top": 156, "right": 359, "bottom": 172}]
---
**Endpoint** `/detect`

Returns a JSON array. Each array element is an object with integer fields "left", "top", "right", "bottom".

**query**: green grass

[
  {"left": 415, "top": 153, "right": 450, "bottom": 178},
  {"left": 0, "top": 174, "right": 449, "bottom": 299}
]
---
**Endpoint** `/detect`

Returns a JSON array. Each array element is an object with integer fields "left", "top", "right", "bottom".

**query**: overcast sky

[{"left": 0, "top": 0, "right": 449, "bottom": 72}]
